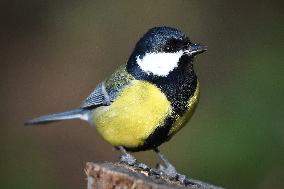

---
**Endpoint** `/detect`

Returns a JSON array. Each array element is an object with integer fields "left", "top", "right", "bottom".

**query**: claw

[
  {"left": 154, "top": 148, "right": 201, "bottom": 186},
  {"left": 117, "top": 146, "right": 151, "bottom": 171},
  {"left": 118, "top": 146, "right": 137, "bottom": 165},
  {"left": 154, "top": 148, "right": 178, "bottom": 178},
  {"left": 137, "top": 162, "right": 150, "bottom": 170},
  {"left": 120, "top": 153, "right": 137, "bottom": 165}
]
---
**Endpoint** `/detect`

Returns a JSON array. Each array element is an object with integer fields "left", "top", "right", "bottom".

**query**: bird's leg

[
  {"left": 154, "top": 148, "right": 198, "bottom": 185},
  {"left": 117, "top": 146, "right": 137, "bottom": 165},
  {"left": 117, "top": 146, "right": 150, "bottom": 170},
  {"left": 154, "top": 148, "right": 178, "bottom": 177}
]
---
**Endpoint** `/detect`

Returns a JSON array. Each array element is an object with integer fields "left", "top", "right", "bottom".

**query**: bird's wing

[
  {"left": 81, "top": 81, "right": 111, "bottom": 108},
  {"left": 81, "top": 65, "right": 135, "bottom": 109}
]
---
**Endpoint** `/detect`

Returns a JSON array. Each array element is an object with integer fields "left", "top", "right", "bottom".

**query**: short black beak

[{"left": 186, "top": 43, "right": 208, "bottom": 56}]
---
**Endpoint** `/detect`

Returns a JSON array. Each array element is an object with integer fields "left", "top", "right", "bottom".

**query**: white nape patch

[{"left": 136, "top": 51, "right": 183, "bottom": 76}]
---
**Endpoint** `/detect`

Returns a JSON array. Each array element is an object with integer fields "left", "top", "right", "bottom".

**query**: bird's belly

[{"left": 92, "top": 80, "right": 172, "bottom": 148}]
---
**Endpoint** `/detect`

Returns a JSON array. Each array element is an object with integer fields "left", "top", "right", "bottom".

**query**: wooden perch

[{"left": 85, "top": 162, "right": 224, "bottom": 189}]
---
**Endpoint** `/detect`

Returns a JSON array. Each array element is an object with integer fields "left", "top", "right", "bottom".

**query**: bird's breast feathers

[{"left": 92, "top": 80, "right": 172, "bottom": 148}]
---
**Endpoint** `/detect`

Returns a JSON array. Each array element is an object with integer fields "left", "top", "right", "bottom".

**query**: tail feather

[{"left": 25, "top": 108, "right": 89, "bottom": 125}]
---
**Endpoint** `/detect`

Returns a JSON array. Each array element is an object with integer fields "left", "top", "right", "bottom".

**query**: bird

[{"left": 26, "top": 26, "right": 207, "bottom": 183}]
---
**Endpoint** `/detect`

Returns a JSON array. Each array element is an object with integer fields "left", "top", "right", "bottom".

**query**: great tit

[{"left": 26, "top": 26, "right": 207, "bottom": 183}]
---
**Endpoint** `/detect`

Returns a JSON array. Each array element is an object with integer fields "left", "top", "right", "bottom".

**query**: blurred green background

[{"left": 0, "top": 0, "right": 283, "bottom": 188}]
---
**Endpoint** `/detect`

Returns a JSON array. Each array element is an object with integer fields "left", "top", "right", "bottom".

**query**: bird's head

[{"left": 127, "top": 26, "right": 207, "bottom": 78}]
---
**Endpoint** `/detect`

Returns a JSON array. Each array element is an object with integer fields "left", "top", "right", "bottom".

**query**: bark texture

[{"left": 85, "top": 162, "right": 224, "bottom": 189}]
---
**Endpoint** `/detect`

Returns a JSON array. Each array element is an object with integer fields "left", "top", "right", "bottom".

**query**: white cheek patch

[{"left": 136, "top": 51, "right": 183, "bottom": 76}]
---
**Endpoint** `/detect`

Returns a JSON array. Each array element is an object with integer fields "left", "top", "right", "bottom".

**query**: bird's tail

[{"left": 25, "top": 108, "right": 89, "bottom": 125}]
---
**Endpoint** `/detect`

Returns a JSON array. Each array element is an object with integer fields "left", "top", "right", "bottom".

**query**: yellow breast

[{"left": 92, "top": 80, "right": 172, "bottom": 148}]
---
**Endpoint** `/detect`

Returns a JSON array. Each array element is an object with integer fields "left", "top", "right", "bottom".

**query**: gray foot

[
  {"left": 154, "top": 148, "right": 178, "bottom": 177},
  {"left": 118, "top": 146, "right": 150, "bottom": 170},
  {"left": 154, "top": 148, "right": 200, "bottom": 186},
  {"left": 118, "top": 146, "right": 137, "bottom": 165}
]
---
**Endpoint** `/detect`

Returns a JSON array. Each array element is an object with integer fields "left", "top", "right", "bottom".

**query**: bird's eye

[
  {"left": 164, "top": 39, "right": 183, "bottom": 52},
  {"left": 164, "top": 44, "right": 173, "bottom": 52}
]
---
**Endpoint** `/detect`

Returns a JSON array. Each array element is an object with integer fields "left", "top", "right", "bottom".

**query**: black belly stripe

[{"left": 126, "top": 115, "right": 175, "bottom": 152}]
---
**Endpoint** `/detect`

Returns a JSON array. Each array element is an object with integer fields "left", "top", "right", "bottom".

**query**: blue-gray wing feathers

[{"left": 81, "top": 81, "right": 111, "bottom": 108}]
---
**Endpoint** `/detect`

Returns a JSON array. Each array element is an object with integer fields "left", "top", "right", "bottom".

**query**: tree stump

[{"left": 85, "top": 162, "right": 224, "bottom": 189}]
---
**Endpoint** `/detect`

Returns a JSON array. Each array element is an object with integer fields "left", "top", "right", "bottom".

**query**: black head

[{"left": 127, "top": 26, "right": 207, "bottom": 78}]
